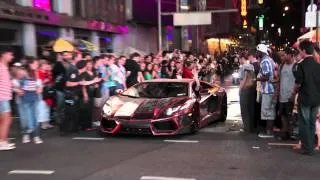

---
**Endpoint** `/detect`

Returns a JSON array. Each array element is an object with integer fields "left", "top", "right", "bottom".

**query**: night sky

[{"left": 262, "top": 0, "right": 308, "bottom": 46}]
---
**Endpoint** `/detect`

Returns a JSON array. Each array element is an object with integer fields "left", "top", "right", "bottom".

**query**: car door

[{"left": 199, "top": 82, "right": 213, "bottom": 122}]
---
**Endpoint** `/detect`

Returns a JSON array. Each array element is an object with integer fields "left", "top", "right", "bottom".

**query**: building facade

[{"left": 0, "top": 0, "right": 131, "bottom": 59}]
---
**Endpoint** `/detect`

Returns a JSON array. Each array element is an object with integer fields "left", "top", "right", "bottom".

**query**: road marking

[
  {"left": 141, "top": 176, "right": 196, "bottom": 180},
  {"left": 72, "top": 137, "right": 105, "bottom": 141},
  {"left": 8, "top": 170, "right": 55, "bottom": 175},
  {"left": 268, "top": 143, "right": 298, "bottom": 146},
  {"left": 163, "top": 140, "right": 199, "bottom": 143}
]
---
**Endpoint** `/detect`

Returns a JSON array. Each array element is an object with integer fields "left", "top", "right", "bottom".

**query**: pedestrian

[
  {"left": 248, "top": 50, "right": 261, "bottom": 132},
  {"left": 105, "top": 55, "right": 118, "bottom": 96},
  {"left": 20, "top": 57, "right": 43, "bottom": 144},
  {"left": 78, "top": 60, "right": 98, "bottom": 131},
  {"left": 294, "top": 40, "right": 320, "bottom": 155},
  {"left": 256, "top": 44, "right": 277, "bottom": 138},
  {"left": 239, "top": 54, "right": 255, "bottom": 133},
  {"left": 61, "top": 52, "right": 83, "bottom": 135},
  {"left": 276, "top": 48, "right": 296, "bottom": 140},
  {"left": 125, "top": 53, "right": 144, "bottom": 88},
  {"left": 38, "top": 60, "right": 54, "bottom": 130},
  {"left": 0, "top": 47, "right": 15, "bottom": 150},
  {"left": 52, "top": 52, "right": 69, "bottom": 125},
  {"left": 115, "top": 56, "right": 127, "bottom": 90},
  {"left": 12, "top": 65, "right": 28, "bottom": 139}
]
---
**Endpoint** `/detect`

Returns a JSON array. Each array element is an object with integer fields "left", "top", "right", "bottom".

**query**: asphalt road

[{"left": 1, "top": 81, "right": 319, "bottom": 180}]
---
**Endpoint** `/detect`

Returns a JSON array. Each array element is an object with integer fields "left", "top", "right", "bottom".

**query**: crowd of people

[
  {"left": 1, "top": 40, "right": 319, "bottom": 155},
  {"left": 238, "top": 41, "right": 320, "bottom": 155},
  {"left": 0, "top": 47, "right": 232, "bottom": 151}
]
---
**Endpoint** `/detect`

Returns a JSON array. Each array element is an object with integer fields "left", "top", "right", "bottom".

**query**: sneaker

[
  {"left": 22, "top": 135, "right": 31, "bottom": 144},
  {"left": 0, "top": 143, "right": 15, "bottom": 151},
  {"left": 33, "top": 137, "right": 43, "bottom": 144},
  {"left": 258, "top": 133, "right": 274, "bottom": 138}
]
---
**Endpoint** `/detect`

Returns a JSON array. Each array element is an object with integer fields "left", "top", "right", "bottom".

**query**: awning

[
  {"left": 297, "top": 29, "right": 320, "bottom": 43},
  {"left": 53, "top": 38, "right": 75, "bottom": 52},
  {"left": 78, "top": 40, "right": 98, "bottom": 52}
]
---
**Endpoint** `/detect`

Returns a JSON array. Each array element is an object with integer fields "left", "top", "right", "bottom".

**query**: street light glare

[
  {"left": 284, "top": 6, "right": 289, "bottom": 11},
  {"left": 271, "top": 23, "right": 275, "bottom": 27},
  {"left": 291, "top": 26, "right": 295, "bottom": 30},
  {"left": 282, "top": 13, "right": 286, "bottom": 16}
]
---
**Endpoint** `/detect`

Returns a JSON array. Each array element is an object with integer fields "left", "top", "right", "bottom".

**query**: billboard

[{"left": 173, "top": 12, "right": 211, "bottom": 26}]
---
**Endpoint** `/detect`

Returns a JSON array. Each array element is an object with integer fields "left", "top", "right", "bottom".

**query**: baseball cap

[{"left": 256, "top": 44, "right": 268, "bottom": 54}]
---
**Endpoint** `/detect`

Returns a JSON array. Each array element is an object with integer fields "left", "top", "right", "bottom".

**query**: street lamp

[
  {"left": 271, "top": 23, "right": 275, "bottom": 27},
  {"left": 291, "top": 25, "right": 295, "bottom": 30},
  {"left": 282, "top": 13, "right": 286, "bottom": 16}
]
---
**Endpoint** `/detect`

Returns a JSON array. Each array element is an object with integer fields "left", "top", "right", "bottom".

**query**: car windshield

[{"left": 121, "top": 82, "right": 189, "bottom": 98}]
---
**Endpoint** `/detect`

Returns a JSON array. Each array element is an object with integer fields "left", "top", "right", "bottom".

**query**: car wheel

[{"left": 219, "top": 94, "right": 228, "bottom": 122}]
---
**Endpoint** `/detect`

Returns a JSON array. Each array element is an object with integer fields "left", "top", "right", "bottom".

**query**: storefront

[
  {"left": 36, "top": 25, "right": 59, "bottom": 58},
  {"left": 0, "top": 20, "right": 23, "bottom": 60}
]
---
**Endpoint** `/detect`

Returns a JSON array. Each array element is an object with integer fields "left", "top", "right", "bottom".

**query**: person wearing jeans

[
  {"left": 239, "top": 55, "right": 255, "bottom": 133},
  {"left": 20, "top": 57, "right": 43, "bottom": 144},
  {"left": 295, "top": 40, "right": 320, "bottom": 155}
]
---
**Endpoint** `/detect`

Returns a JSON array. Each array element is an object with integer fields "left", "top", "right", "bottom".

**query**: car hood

[{"left": 105, "top": 95, "right": 191, "bottom": 120}]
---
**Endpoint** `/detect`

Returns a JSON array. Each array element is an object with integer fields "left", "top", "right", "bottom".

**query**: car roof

[{"left": 143, "top": 79, "right": 195, "bottom": 83}]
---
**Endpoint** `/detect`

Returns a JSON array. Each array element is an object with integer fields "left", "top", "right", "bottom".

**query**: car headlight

[
  {"left": 102, "top": 104, "right": 112, "bottom": 116},
  {"left": 166, "top": 106, "right": 181, "bottom": 116},
  {"left": 232, "top": 72, "right": 239, "bottom": 78}
]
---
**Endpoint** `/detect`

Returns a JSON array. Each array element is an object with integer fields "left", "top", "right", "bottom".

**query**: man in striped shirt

[
  {"left": 256, "top": 44, "right": 276, "bottom": 138},
  {"left": 0, "top": 48, "right": 15, "bottom": 151}
]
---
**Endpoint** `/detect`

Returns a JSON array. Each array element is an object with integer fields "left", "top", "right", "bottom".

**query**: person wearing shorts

[
  {"left": 0, "top": 48, "right": 15, "bottom": 151},
  {"left": 256, "top": 44, "right": 276, "bottom": 138}
]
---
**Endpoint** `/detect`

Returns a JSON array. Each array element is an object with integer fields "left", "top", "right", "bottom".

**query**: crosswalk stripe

[
  {"left": 163, "top": 140, "right": 199, "bottom": 143},
  {"left": 141, "top": 176, "right": 196, "bottom": 180},
  {"left": 268, "top": 143, "right": 298, "bottom": 146},
  {"left": 72, "top": 137, "right": 104, "bottom": 141},
  {"left": 8, "top": 170, "right": 54, "bottom": 175}
]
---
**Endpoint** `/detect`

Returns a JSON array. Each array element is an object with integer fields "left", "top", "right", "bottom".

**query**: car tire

[{"left": 219, "top": 94, "right": 228, "bottom": 122}]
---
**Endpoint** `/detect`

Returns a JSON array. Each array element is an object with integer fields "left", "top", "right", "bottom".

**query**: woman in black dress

[{"left": 79, "top": 60, "right": 98, "bottom": 131}]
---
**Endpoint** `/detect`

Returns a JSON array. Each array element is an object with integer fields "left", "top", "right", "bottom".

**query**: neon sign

[
  {"left": 33, "top": 0, "right": 52, "bottom": 11},
  {"left": 241, "top": 0, "right": 247, "bottom": 17}
]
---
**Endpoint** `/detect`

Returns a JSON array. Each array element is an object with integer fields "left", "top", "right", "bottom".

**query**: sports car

[{"left": 99, "top": 79, "right": 227, "bottom": 136}]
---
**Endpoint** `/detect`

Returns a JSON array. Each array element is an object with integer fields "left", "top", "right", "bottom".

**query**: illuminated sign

[
  {"left": 33, "top": 0, "right": 52, "bottom": 11},
  {"left": 241, "top": 0, "right": 247, "bottom": 17},
  {"left": 258, "top": 15, "right": 264, "bottom": 30},
  {"left": 243, "top": 19, "right": 248, "bottom": 28}
]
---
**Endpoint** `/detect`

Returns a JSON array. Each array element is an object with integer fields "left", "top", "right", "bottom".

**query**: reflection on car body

[{"left": 99, "top": 79, "right": 228, "bottom": 136}]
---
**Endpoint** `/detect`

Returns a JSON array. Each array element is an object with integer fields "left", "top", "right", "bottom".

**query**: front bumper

[{"left": 100, "top": 115, "right": 191, "bottom": 135}]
